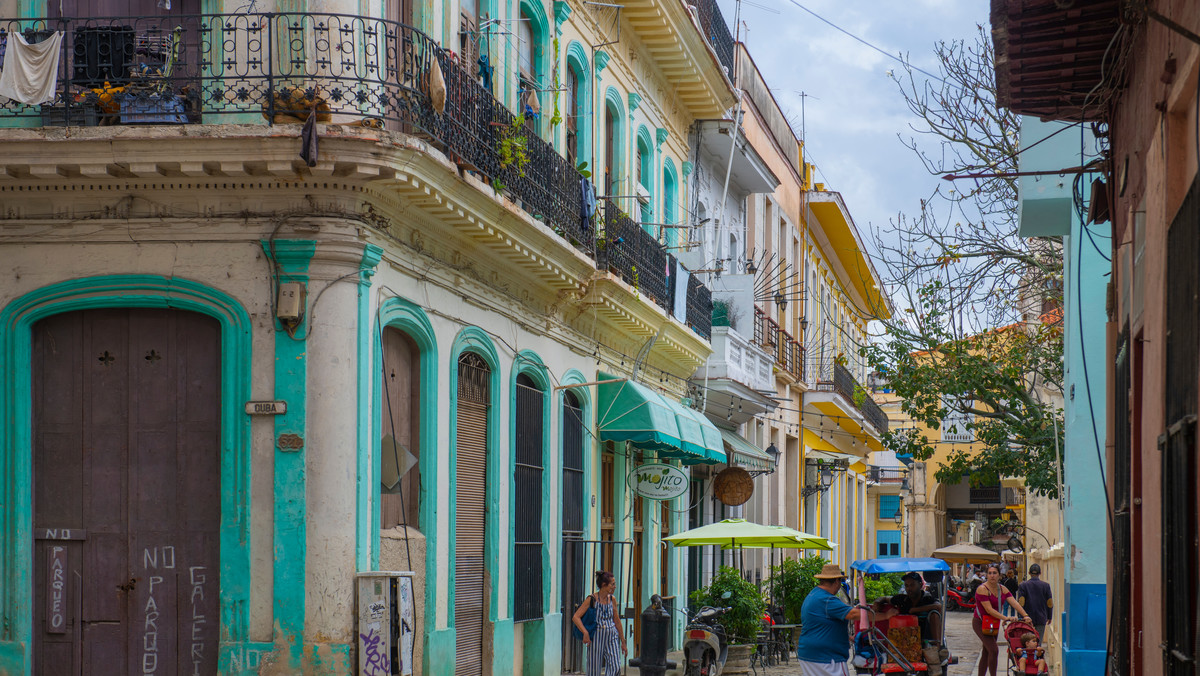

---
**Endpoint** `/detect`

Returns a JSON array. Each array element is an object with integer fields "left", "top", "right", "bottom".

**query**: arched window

[
  {"left": 564, "top": 43, "right": 591, "bottom": 172},
  {"left": 517, "top": 0, "right": 549, "bottom": 135},
  {"left": 662, "top": 158, "right": 678, "bottom": 247},
  {"left": 565, "top": 67, "right": 579, "bottom": 165},
  {"left": 636, "top": 128, "right": 654, "bottom": 229},
  {"left": 603, "top": 91, "right": 624, "bottom": 198}
]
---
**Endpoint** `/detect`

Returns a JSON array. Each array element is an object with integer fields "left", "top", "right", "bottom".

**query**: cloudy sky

[{"left": 716, "top": 0, "right": 989, "bottom": 258}]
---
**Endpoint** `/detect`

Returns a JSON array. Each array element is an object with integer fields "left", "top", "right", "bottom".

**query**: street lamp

[
  {"left": 774, "top": 291, "right": 787, "bottom": 310},
  {"left": 801, "top": 459, "right": 847, "bottom": 498},
  {"left": 749, "top": 443, "right": 781, "bottom": 478}
]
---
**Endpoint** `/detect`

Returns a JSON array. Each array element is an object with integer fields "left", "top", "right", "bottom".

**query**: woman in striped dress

[{"left": 572, "top": 570, "right": 626, "bottom": 676}]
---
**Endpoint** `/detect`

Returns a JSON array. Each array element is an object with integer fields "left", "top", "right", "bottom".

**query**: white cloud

[{"left": 719, "top": 0, "right": 986, "bottom": 243}]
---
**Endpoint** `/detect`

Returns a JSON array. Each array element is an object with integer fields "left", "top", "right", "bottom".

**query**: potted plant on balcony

[
  {"left": 495, "top": 112, "right": 530, "bottom": 177},
  {"left": 690, "top": 565, "right": 766, "bottom": 673}
]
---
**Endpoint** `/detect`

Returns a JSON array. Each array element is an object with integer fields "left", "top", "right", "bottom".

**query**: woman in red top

[{"left": 973, "top": 563, "right": 1032, "bottom": 676}]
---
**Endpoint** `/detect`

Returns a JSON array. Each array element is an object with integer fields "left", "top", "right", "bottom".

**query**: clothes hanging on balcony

[
  {"left": 579, "top": 178, "right": 597, "bottom": 231},
  {"left": 0, "top": 31, "right": 63, "bottom": 105},
  {"left": 300, "top": 110, "right": 319, "bottom": 167},
  {"left": 428, "top": 57, "right": 446, "bottom": 115},
  {"left": 673, "top": 261, "right": 689, "bottom": 323},
  {"left": 477, "top": 54, "right": 492, "bottom": 90}
]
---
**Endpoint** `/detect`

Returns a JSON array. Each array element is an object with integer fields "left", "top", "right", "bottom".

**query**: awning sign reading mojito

[{"left": 631, "top": 463, "right": 689, "bottom": 500}]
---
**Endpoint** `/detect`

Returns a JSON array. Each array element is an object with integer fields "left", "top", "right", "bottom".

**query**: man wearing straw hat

[{"left": 796, "top": 563, "right": 898, "bottom": 675}]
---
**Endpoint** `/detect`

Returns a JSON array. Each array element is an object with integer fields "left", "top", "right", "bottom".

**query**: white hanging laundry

[
  {"left": 673, "top": 261, "right": 689, "bottom": 323},
  {"left": 0, "top": 31, "right": 64, "bottom": 105}
]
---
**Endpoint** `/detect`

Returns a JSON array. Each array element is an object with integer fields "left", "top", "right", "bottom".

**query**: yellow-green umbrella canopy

[{"left": 664, "top": 518, "right": 833, "bottom": 551}]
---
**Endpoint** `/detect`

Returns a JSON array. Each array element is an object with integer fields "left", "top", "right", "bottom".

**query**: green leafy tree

[{"left": 865, "top": 26, "right": 1064, "bottom": 497}]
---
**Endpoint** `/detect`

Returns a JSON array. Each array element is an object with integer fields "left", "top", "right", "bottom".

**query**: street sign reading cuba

[{"left": 631, "top": 463, "right": 689, "bottom": 500}]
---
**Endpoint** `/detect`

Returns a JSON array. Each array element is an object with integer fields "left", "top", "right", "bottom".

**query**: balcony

[
  {"left": 752, "top": 306, "right": 804, "bottom": 381},
  {"left": 814, "top": 362, "right": 889, "bottom": 436},
  {"left": 618, "top": 0, "right": 735, "bottom": 117},
  {"left": 693, "top": 325, "right": 775, "bottom": 425},
  {"left": 0, "top": 12, "right": 712, "bottom": 339}
]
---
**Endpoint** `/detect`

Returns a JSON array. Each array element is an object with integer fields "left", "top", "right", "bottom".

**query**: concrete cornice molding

[{"left": 0, "top": 124, "right": 713, "bottom": 368}]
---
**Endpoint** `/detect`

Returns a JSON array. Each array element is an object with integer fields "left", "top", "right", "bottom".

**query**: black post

[{"left": 628, "top": 594, "right": 677, "bottom": 676}]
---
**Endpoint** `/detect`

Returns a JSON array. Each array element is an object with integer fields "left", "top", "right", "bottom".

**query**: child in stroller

[{"left": 1004, "top": 621, "right": 1048, "bottom": 675}]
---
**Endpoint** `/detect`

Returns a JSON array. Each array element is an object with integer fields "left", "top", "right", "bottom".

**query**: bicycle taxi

[{"left": 849, "top": 557, "right": 956, "bottom": 676}]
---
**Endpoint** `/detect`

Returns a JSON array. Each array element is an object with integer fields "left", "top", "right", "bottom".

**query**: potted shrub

[{"left": 690, "top": 566, "right": 766, "bottom": 672}]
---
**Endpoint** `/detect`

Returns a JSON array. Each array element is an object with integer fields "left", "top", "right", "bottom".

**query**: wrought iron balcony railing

[
  {"left": 869, "top": 467, "right": 907, "bottom": 484},
  {"left": 814, "top": 362, "right": 889, "bottom": 436},
  {"left": 0, "top": 12, "right": 714, "bottom": 339},
  {"left": 686, "top": 0, "right": 735, "bottom": 80},
  {"left": 752, "top": 307, "right": 804, "bottom": 380},
  {"left": 599, "top": 199, "right": 712, "bottom": 340},
  {"left": 969, "top": 486, "right": 1002, "bottom": 504}
]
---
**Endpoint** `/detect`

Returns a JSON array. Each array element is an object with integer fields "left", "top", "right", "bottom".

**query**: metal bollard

[{"left": 628, "top": 594, "right": 678, "bottom": 676}]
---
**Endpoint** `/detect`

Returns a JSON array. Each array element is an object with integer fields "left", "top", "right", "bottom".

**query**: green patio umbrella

[{"left": 664, "top": 518, "right": 833, "bottom": 551}]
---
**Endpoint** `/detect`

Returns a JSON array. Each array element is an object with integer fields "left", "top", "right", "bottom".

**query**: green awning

[
  {"left": 719, "top": 428, "right": 771, "bottom": 470},
  {"left": 597, "top": 374, "right": 726, "bottom": 465}
]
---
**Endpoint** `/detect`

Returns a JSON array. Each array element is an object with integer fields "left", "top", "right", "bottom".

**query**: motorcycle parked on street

[
  {"left": 946, "top": 578, "right": 979, "bottom": 612},
  {"left": 683, "top": 593, "right": 731, "bottom": 676}
]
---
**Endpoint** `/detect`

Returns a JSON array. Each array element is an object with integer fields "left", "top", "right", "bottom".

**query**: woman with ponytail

[{"left": 572, "top": 570, "right": 626, "bottom": 675}]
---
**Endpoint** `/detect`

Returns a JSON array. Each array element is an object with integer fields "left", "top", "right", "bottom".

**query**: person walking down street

[
  {"left": 1002, "top": 570, "right": 1020, "bottom": 616},
  {"left": 797, "top": 564, "right": 898, "bottom": 676},
  {"left": 1017, "top": 563, "right": 1054, "bottom": 639},
  {"left": 973, "top": 564, "right": 1032, "bottom": 676},
  {"left": 573, "top": 570, "right": 626, "bottom": 676}
]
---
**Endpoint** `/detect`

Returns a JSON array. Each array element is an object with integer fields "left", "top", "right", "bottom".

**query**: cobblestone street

[{"left": 627, "top": 609, "right": 989, "bottom": 676}]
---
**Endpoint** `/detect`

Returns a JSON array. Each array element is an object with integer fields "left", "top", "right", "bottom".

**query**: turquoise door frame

[{"left": 0, "top": 275, "right": 261, "bottom": 675}]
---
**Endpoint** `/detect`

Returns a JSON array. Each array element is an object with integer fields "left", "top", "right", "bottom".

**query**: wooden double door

[{"left": 32, "top": 308, "right": 221, "bottom": 675}]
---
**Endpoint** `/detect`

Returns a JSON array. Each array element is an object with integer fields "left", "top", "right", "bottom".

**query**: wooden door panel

[{"left": 33, "top": 308, "right": 220, "bottom": 676}]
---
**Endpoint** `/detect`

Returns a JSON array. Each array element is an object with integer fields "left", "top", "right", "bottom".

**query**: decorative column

[
  {"left": 261, "top": 239, "right": 316, "bottom": 672},
  {"left": 356, "top": 244, "right": 384, "bottom": 571}
]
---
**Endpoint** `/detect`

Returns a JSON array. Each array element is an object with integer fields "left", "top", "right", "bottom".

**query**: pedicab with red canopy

[{"left": 849, "top": 557, "right": 957, "bottom": 676}]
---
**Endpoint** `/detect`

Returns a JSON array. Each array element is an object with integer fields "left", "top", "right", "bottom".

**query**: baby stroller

[{"left": 1004, "top": 620, "right": 1049, "bottom": 675}]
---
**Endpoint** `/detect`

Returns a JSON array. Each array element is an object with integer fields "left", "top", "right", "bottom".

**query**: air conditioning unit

[{"left": 357, "top": 571, "right": 417, "bottom": 675}]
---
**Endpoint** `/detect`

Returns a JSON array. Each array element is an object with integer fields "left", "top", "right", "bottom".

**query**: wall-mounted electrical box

[
  {"left": 356, "top": 571, "right": 416, "bottom": 675},
  {"left": 277, "top": 282, "right": 306, "bottom": 322}
]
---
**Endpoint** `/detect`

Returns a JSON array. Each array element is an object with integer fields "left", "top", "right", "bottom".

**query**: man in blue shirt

[{"left": 797, "top": 564, "right": 898, "bottom": 675}]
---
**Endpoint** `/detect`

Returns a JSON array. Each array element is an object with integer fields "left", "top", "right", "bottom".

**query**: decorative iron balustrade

[
  {"left": 869, "top": 467, "right": 907, "bottom": 484},
  {"left": 752, "top": 307, "right": 804, "bottom": 380},
  {"left": 1, "top": 12, "right": 716, "bottom": 340},
  {"left": 685, "top": 0, "right": 735, "bottom": 81},
  {"left": 813, "top": 362, "right": 889, "bottom": 436},
  {"left": 969, "top": 485, "right": 1002, "bottom": 504},
  {"left": 686, "top": 274, "right": 712, "bottom": 341},
  {"left": 600, "top": 199, "right": 670, "bottom": 308},
  {"left": 0, "top": 13, "right": 594, "bottom": 256}
]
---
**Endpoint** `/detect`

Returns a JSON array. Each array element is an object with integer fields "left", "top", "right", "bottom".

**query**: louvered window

[{"left": 454, "top": 352, "right": 490, "bottom": 674}]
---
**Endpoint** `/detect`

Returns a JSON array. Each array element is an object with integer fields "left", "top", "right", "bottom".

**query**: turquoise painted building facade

[{"left": 1016, "top": 117, "right": 1108, "bottom": 674}]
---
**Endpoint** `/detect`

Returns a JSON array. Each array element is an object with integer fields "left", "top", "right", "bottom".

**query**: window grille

[{"left": 514, "top": 376, "right": 545, "bottom": 623}]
